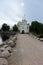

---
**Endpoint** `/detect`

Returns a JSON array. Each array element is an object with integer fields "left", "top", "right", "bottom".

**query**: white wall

[{"left": 17, "top": 19, "right": 29, "bottom": 33}]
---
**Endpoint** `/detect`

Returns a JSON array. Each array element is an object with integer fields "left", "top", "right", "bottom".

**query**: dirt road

[{"left": 8, "top": 34, "right": 43, "bottom": 65}]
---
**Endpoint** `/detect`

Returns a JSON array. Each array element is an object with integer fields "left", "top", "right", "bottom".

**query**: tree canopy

[
  {"left": 29, "top": 21, "right": 43, "bottom": 35},
  {"left": 13, "top": 24, "right": 18, "bottom": 32},
  {"left": 1, "top": 23, "right": 10, "bottom": 31}
]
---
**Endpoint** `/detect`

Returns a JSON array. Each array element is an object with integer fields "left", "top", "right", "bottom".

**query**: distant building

[{"left": 17, "top": 18, "right": 29, "bottom": 33}]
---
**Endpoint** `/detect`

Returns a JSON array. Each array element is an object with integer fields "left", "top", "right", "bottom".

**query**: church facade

[{"left": 17, "top": 19, "right": 29, "bottom": 33}]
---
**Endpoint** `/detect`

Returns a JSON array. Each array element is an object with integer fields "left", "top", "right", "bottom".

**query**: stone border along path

[
  {"left": 29, "top": 33, "right": 43, "bottom": 41},
  {"left": 0, "top": 34, "right": 17, "bottom": 65}
]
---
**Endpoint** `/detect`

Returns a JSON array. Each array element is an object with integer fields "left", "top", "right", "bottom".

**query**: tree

[
  {"left": 13, "top": 24, "right": 18, "bottom": 32},
  {"left": 29, "top": 26, "right": 32, "bottom": 32},
  {"left": 29, "top": 21, "right": 43, "bottom": 35},
  {"left": 1, "top": 23, "right": 10, "bottom": 31}
]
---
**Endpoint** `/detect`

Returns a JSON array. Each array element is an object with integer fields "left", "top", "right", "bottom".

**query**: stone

[
  {"left": 0, "top": 58, "right": 8, "bottom": 65},
  {"left": 11, "top": 37, "right": 16, "bottom": 42},
  {"left": 0, "top": 48, "right": 5, "bottom": 53},
  {"left": 10, "top": 43, "right": 16, "bottom": 48},
  {"left": 3, "top": 45, "right": 12, "bottom": 52},
  {"left": 7, "top": 40, "right": 13, "bottom": 45},
  {"left": 1, "top": 50, "right": 11, "bottom": 58},
  {"left": 5, "top": 47, "right": 12, "bottom": 53},
  {"left": 37, "top": 38, "right": 40, "bottom": 40},
  {"left": 11, "top": 36, "right": 17, "bottom": 42},
  {"left": 40, "top": 38, "right": 43, "bottom": 41},
  {"left": 3, "top": 45, "right": 8, "bottom": 48},
  {"left": 0, "top": 48, "right": 11, "bottom": 58},
  {"left": 7, "top": 40, "right": 16, "bottom": 48}
]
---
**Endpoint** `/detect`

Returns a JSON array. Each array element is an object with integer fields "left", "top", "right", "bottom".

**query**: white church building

[{"left": 17, "top": 18, "right": 29, "bottom": 33}]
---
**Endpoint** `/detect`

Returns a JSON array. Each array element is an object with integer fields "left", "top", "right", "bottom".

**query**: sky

[{"left": 0, "top": 0, "right": 43, "bottom": 27}]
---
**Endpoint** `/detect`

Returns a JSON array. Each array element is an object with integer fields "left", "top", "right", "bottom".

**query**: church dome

[{"left": 22, "top": 18, "right": 27, "bottom": 23}]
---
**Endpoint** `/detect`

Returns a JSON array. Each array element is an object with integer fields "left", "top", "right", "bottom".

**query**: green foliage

[
  {"left": 13, "top": 24, "right": 18, "bottom": 32},
  {"left": 30, "top": 21, "right": 43, "bottom": 35},
  {"left": 0, "top": 29, "right": 1, "bottom": 31},
  {"left": 1, "top": 23, "right": 10, "bottom": 31}
]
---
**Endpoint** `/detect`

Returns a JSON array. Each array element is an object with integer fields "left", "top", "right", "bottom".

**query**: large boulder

[
  {"left": 10, "top": 43, "right": 16, "bottom": 48},
  {"left": 5, "top": 46, "right": 12, "bottom": 53},
  {"left": 1, "top": 50, "right": 10, "bottom": 58},
  {"left": 11, "top": 37, "right": 16, "bottom": 42},
  {"left": 5, "top": 40, "right": 13, "bottom": 45},
  {"left": 10, "top": 35, "right": 17, "bottom": 42},
  {"left": 0, "top": 58, "right": 8, "bottom": 65},
  {"left": 0, "top": 48, "right": 11, "bottom": 58},
  {"left": 0, "top": 48, "right": 5, "bottom": 53},
  {"left": 7, "top": 40, "right": 16, "bottom": 48},
  {"left": 3, "top": 44, "right": 13, "bottom": 53}
]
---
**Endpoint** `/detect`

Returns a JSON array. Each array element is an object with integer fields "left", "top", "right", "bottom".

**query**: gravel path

[{"left": 8, "top": 34, "right": 43, "bottom": 65}]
